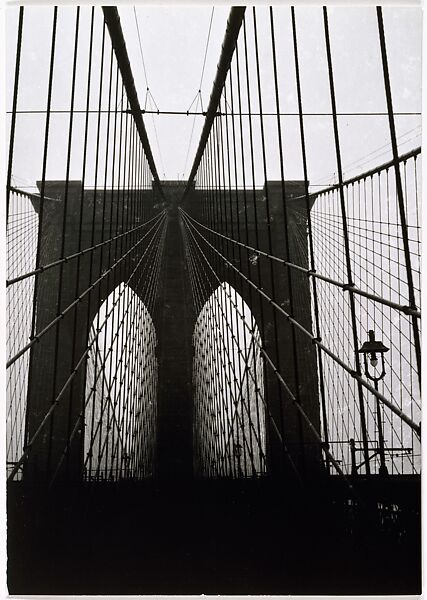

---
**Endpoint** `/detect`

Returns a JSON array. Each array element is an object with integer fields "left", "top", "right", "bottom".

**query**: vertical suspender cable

[
  {"left": 323, "top": 7, "right": 370, "bottom": 474},
  {"left": 376, "top": 6, "right": 421, "bottom": 386},
  {"left": 290, "top": 6, "right": 330, "bottom": 473},
  {"left": 24, "top": 7, "right": 58, "bottom": 459},
  {"left": 6, "top": 7, "right": 24, "bottom": 221},
  {"left": 268, "top": 7, "right": 307, "bottom": 473}
]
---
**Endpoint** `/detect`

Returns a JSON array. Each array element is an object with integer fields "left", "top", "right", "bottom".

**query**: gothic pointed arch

[
  {"left": 193, "top": 282, "right": 267, "bottom": 478},
  {"left": 84, "top": 282, "right": 157, "bottom": 481}
]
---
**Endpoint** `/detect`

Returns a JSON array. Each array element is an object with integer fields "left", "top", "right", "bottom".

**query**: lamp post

[
  {"left": 234, "top": 442, "right": 243, "bottom": 477},
  {"left": 358, "top": 330, "right": 389, "bottom": 476}
]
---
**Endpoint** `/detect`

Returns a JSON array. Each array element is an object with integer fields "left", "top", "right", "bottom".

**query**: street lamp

[
  {"left": 358, "top": 329, "right": 389, "bottom": 475},
  {"left": 358, "top": 329, "right": 389, "bottom": 382}
]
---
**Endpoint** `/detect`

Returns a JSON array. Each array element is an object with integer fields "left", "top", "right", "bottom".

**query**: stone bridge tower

[{"left": 25, "top": 179, "right": 321, "bottom": 482}]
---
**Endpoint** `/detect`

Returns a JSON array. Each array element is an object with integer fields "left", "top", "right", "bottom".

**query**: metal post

[{"left": 374, "top": 380, "right": 388, "bottom": 476}]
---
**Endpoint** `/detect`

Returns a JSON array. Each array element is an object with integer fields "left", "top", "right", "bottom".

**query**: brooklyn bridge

[{"left": 6, "top": 5, "right": 421, "bottom": 594}]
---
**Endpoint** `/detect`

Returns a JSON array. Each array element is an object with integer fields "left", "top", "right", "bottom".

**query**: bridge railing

[
  {"left": 6, "top": 6, "right": 165, "bottom": 483},
  {"left": 183, "top": 6, "right": 421, "bottom": 481}
]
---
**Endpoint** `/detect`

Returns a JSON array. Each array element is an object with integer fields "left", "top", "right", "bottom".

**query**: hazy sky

[
  {"left": 118, "top": 5, "right": 422, "bottom": 183},
  {"left": 6, "top": 5, "right": 422, "bottom": 188}
]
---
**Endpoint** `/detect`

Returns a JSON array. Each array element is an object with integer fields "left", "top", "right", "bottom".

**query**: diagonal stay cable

[
  {"left": 8, "top": 213, "right": 167, "bottom": 482},
  {"left": 50, "top": 220, "right": 166, "bottom": 484},
  {"left": 7, "top": 209, "right": 163, "bottom": 286},
  {"left": 183, "top": 211, "right": 266, "bottom": 474},
  {"left": 66, "top": 215, "right": 167, "bottom": 482},
  {"left": 182, "top": 220, "right": 267, "bottom": 460},
  {"left": 180, "top": 208, "right": 420, "bottom": 437},
  {"left": 183, "top": 210, "right": 315, "bottom": 478},
  {"left": 7, "top": 210, "right": 166, "bottom": 369},
  {"left": 181, "top": 208, "right": 420, "bottom": 319},
  {"left": 181, "top": 209, "right": 350, "bottom": 487},
  {"left": 91, "top": 224, "right": 167, "bottom": 479}
]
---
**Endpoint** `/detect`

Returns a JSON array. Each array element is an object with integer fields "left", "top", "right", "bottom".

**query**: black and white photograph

[{"left": 4, "top": 2, "right": 422, "bottom": 596}]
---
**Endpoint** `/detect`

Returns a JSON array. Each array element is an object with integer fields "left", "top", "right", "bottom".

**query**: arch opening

[
  {"left": 84, "top": 283, "right": 157, "bottom": 481},
  {"left": 193, "top": 282, "right": 267, "bottom": 478}
]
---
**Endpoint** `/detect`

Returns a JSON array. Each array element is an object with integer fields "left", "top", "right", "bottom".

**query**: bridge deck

[{"left": 8, "top": 477, "right": 420, "bottom": 595}]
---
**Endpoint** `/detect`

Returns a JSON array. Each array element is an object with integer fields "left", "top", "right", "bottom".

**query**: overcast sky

[
  {"left": 6, "top": 5, "right": 422, "bottom": 188},
  {"left": 5, "top": 5, "right": 422, "bottom": 478}
]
